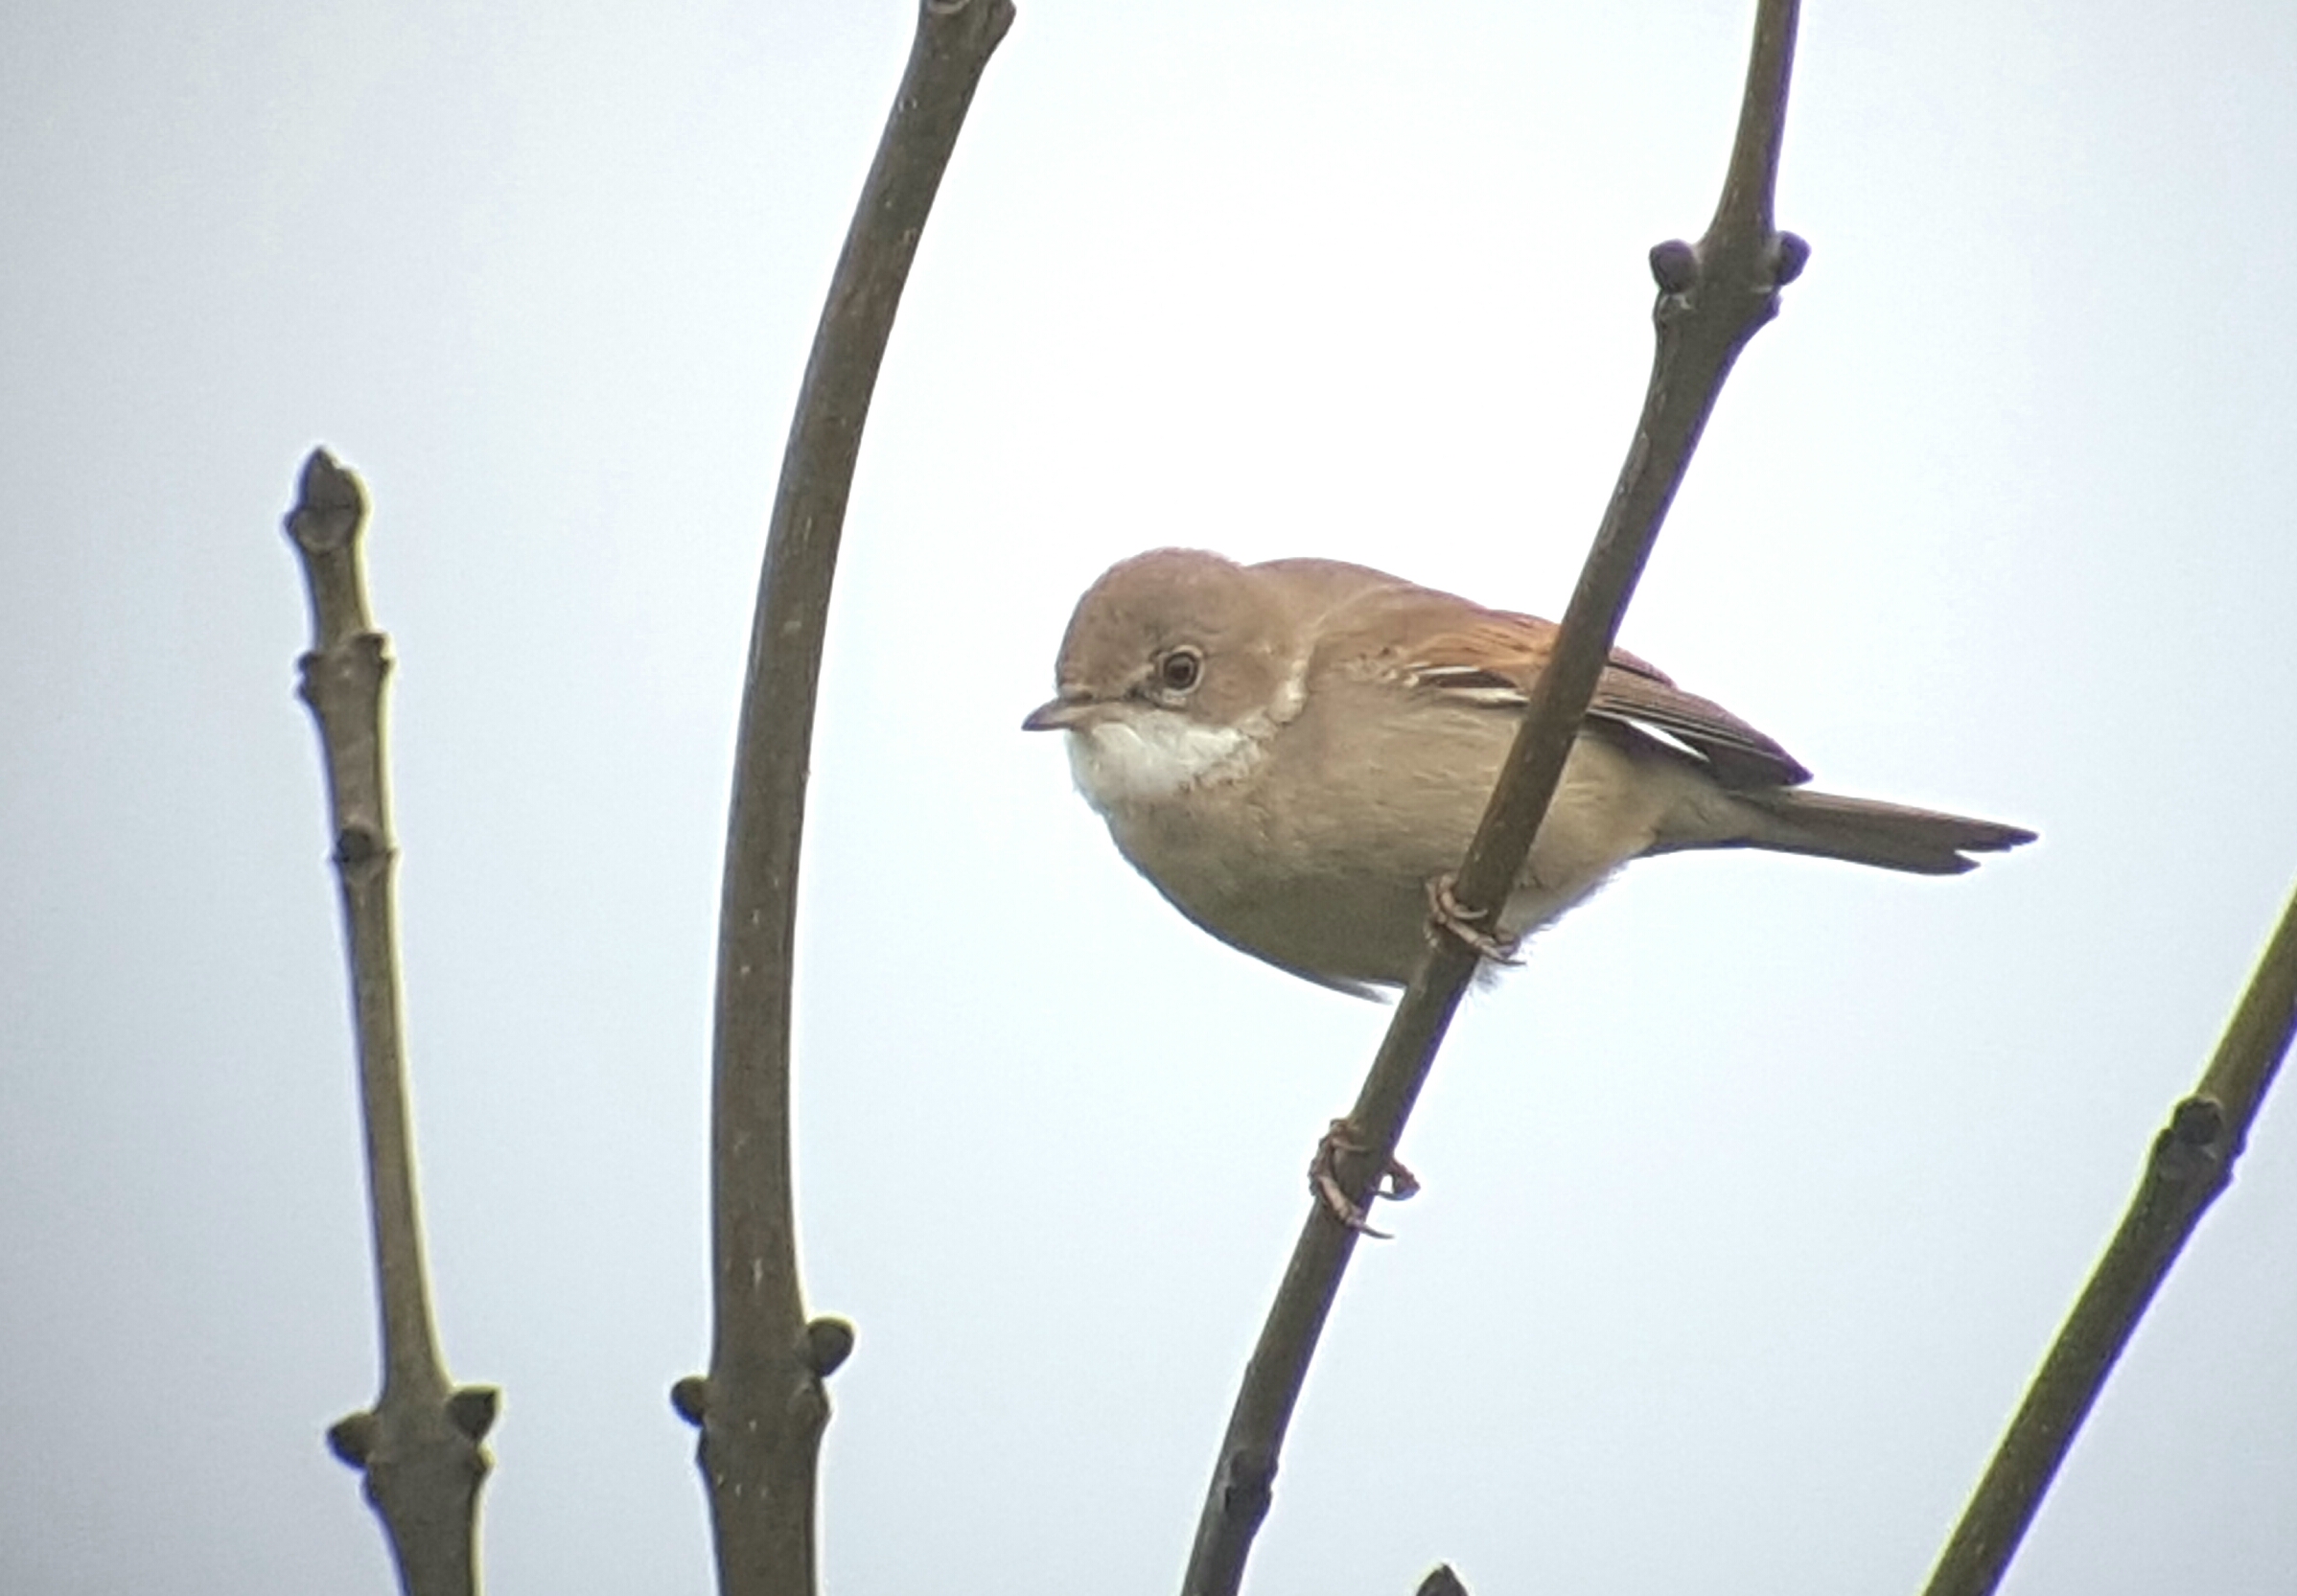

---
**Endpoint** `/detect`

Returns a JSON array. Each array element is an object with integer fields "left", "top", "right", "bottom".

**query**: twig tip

[
  {"left": 1773, "top": 230, "right": 1812, "bottom": 286},
  {"left": 803, "top": 1317, "right": 858, "bottom": 1377},
  {"left": 1415, "top": 1563, "right": 1470, "bottom": 1596},
  {"left": 326, "top": 1410, "right": 378, "bottom": 1469},
  {"left": 1648, "top": 238, "right": 1700, "bottom": 294},
  {"left": 447, "top": 1386, "right": 500, "bottom": 1442},
  {"left": 286, "top": 447, "right": 366, "bottom": 554},
  {"left": 2171, "top": 1095, "right": 2225, "bottom": 1146}
]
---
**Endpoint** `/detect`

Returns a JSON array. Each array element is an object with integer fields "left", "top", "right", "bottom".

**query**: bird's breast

[{"left": 1066, "top": 713, "right": 1264, "bottom": 814}]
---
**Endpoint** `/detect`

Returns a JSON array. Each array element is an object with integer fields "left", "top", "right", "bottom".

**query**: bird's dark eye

[{"left": 1158, "top": 647, "right": 1203, "bottom": 693}]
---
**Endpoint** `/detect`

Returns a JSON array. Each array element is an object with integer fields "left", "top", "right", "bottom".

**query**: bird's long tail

[{"left": 1729, "top": 788, "right": 2036, "bottom": 875}]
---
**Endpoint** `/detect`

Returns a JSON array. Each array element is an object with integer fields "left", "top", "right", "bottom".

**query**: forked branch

[
  {"left": 285, "top": 448, "right": 499, "bottom": 1596},
  {"left": 1180, "top": 3, "right": 1807, "bottom": 1591}
]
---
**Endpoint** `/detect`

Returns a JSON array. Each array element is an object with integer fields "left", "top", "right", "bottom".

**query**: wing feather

[{"left": 1402, "top": 612, "right": 1811, "bottom": 789}]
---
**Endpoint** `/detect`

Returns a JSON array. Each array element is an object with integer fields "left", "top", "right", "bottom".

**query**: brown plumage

[{"left": 1026, "top": 549, "right": 2034, "bottom": 992}]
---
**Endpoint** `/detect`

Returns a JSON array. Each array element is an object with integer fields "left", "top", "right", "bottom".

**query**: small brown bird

[{"left": 1024, "top": 548, "right": 2032, "bottom": 995}]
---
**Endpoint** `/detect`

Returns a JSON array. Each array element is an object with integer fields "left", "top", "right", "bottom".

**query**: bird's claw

[
  {"left": 1310, "top": 1118, "right": 1421, "bottom": 1237},
  {"left": 1426, "top": 874, "right": 1523, "bottom": 964}
]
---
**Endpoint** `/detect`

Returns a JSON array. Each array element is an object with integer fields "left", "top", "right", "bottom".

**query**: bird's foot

[
  {"left": 1310, "top": 1118, "right": 1421, "bottom": 1237},
  {"left": 1426, "top": 874, "right": 1523, "bottom": 965}
]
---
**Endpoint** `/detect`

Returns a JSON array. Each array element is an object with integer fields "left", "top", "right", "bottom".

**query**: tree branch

[
  {"left": 1179, "top": 4, "right": 1806, "bottom": 1591},
  {"left": 1416, "top": 1563, "right": 1471, "bottom": 1596},
  {"left": 673, "top": 4, "right": 1013, "bottom": 1594},
  {"left": 285, "top": 448, "right": 499, "bottom": 1596},
  {"left": 1922, "top": 881, "right": 2297, "bottom": 1596}
]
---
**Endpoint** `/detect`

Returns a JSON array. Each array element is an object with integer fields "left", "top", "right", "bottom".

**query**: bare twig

[
  {"left": 1179, "top": 4, "right": 1806, "bottom": 1591},
  {"left": 671, "top": 4, "right": 1013, "bottom": 1593},
  {"left": 286, "top": 448, "right": 499, "bottom": 1596},
  {"left": 1416, "top": 1563, "right": 1472, "bottom": 1596},
  {"left": 1922, "top": 882, "right": 2297, "bottom": 1596}
]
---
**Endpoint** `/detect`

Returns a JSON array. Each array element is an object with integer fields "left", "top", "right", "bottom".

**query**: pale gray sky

[{"left": 4, "top": 2, "right": 2295, "bottom": 1593}]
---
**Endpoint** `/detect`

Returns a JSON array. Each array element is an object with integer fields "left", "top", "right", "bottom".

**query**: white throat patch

[{"left": 1067, "top": 711, "right": 1262, "bottom": 814}]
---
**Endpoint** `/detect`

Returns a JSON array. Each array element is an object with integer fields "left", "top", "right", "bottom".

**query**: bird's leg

[
  {"left": 1310, "top": 1118, "right": 1421, "bottom": 1237},
  {"left": 1426, "top": 873, "right": 1524, "bottom": 965}
]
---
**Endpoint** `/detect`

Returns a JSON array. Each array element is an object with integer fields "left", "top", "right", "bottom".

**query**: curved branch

[
  {"left": 675, "top": 5, "right": 1014, "bottom": 1594},
  {"left": 1922, "top": 882, "right": 2297, "bottom": 1596},
  {"left": 285, "top": 448, "right": 499, "bottom": 1596},
  {"left": 1180, "top": 4, "right": 1806, "bottom": 1591}
]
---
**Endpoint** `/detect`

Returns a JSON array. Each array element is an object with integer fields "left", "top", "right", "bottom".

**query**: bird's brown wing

[{"left": 1401, "top": 610, "right": 1812, "bottom": 789}]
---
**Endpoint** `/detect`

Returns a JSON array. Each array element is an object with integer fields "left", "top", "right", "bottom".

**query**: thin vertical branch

[
  {"left": 285, "top": 448, "right": 499, "bottom": 1596},
  {"left": 1180, "top": 3, "right": 1806, "bottom": 1591},
  {"left": 671, "top": 4, "right": 1013, "bottom": 1594},
  {"left": 1923, "top": 882, "right": 2297, "bottom": 1596}
]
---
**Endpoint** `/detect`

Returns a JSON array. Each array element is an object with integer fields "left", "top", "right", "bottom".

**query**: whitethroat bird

[{"left": 1025, "top": 548, "right": 2032, "bottom": 996}]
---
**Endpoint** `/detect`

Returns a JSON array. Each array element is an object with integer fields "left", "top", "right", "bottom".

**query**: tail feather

[{"left": 1731, "top": 789, "right": 2036, "bottom": 876}]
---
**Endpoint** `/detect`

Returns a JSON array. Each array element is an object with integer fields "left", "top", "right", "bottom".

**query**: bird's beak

[{"left": 1021, "top": 695, "right": 1095, "bottom": 731}]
